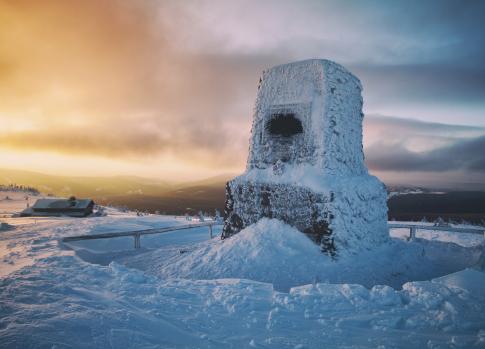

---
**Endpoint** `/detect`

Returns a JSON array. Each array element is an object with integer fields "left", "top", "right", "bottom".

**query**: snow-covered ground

[
  {"left": 1, "top": 192, "right": 485, "bottom": 348},
  {"left": 0, "top": 190, "right": 41, "bottom": 218}
]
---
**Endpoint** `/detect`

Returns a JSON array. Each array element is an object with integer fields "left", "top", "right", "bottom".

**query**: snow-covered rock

[{"left": 223, "top": 59, "right": 388, "bottom": 255}]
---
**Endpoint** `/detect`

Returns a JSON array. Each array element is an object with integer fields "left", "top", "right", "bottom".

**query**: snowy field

[
  {"left": 1, "top": 192, "right": 485, "bottom": 348},
  {"left": 0, "top": 190, "right": 42, "bottom": 218}
]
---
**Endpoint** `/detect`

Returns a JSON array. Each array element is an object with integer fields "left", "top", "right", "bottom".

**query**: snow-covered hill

[{"left": 1, "top": 197, "right": 485, "bottom": 348}]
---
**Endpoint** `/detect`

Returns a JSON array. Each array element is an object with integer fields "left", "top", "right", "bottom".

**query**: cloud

[
  {"left": 0, "top": 0, "right": 277, "bottom": 167},
  {"left": 171, "top": 0, "right": 485, "bottom": 124},
  {"left": 364, "top": 115, "right": 485, "bottom": 146},
  {"left": 364, "top": 116, "right": 485, "bottom": 173},
  {"left": 366, "top": 136, "right": 485, "bottom": 172},
  {"left": 0, "top": 119, "right": 246, "bottom": 167},
  {"left": 355, "top": 64, "right": 485, "bottom": 114}
]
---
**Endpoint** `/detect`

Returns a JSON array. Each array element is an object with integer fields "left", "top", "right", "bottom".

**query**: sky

[{"left": 0, "top": 0, "right": 484, "bottom": 188}]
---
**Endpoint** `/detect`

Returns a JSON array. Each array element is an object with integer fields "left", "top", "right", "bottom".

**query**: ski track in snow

[{"left": 1, "top": 196, "right": 485, "bottom": 348}]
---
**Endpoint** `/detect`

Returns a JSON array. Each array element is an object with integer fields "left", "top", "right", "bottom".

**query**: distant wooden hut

[{"left": 21, "top": 197, "right": 94, "bottom": 217}]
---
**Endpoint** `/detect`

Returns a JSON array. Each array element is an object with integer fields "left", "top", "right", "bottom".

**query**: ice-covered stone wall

[{"left": 223, "top": 59, "right": 388, "bottom": 255}]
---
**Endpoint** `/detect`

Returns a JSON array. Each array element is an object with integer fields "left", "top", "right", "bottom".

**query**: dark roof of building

[{"left": 32, "top": 198, "right": 94, "bottom": 210}]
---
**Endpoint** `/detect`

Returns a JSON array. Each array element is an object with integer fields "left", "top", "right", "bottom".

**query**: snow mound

[
  {"left": 160, "top": 218, "right": 330, "bottom": 290},
  {"left": 157, "top": 218, "right": 484, "bottom": 291}
]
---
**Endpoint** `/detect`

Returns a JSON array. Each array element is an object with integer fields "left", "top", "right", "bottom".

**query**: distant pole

[{"left": 209, "top": 224, "right": 213, "bottom": 239}]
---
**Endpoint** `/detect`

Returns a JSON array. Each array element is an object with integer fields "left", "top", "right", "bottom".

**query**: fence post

[{"left": 409, "top": 227, "right": 416, "bottom": 240}]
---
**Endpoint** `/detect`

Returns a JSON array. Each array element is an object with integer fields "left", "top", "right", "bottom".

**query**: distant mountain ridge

[
  {"left": 0, "top": 168, "right": 234, "bottom": 215},
  {"left": 1, "top": 168, "right": 484, "bottom": 222}
]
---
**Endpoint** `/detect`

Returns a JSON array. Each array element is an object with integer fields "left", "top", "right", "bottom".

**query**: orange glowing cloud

[{"left": 0, "top": 0, "right": 259, "bottom": 178}]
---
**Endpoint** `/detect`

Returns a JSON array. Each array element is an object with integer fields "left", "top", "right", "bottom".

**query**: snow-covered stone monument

[{"left": 222, "top": 59, "right": 388, "bottom": 255}]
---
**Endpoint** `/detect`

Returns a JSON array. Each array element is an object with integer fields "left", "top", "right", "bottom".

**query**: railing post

[{"left": 409, "top": 227, "right": 416, "bottom": 240}]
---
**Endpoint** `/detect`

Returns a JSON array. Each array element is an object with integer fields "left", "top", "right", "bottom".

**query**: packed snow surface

[{"left": 1, "top": 195, "right": 485, "bottom": 348}]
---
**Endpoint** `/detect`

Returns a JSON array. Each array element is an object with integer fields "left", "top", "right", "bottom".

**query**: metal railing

[
  {"left": 388, "top": 223, "right": 485, "bottom": 240},
  {"left": 62, "top": 221, "right": 222, "bottom": 249},
  {"left": 61, "top": 221, "right": 484, "bottom": 249}
]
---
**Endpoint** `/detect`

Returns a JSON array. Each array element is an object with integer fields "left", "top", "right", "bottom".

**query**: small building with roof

[{"left": 21, "top": 197, "right": 94, "bottom": 217}]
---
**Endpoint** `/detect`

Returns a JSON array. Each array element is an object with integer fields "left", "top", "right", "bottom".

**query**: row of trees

[{"left": 0, "top": 184, "right": 40, "bottom": 195}]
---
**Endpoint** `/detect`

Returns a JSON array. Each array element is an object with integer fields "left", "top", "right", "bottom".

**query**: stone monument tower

[{"left": 222, "top": 59, "right": 388, "bottom": 255}]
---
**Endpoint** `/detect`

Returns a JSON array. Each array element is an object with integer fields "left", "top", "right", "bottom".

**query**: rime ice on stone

[{"left": 222, "top": 59, "right": 389, "bottom": 255}]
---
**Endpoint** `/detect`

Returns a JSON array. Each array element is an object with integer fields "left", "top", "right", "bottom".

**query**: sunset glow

[{"left": 1, "top": 0, "right": 484, "bottom": 186}]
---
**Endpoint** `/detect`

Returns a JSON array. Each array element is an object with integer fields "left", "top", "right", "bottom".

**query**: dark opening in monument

[{"left": 266, "top": 114, "right": 303, "bottom": 137}]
